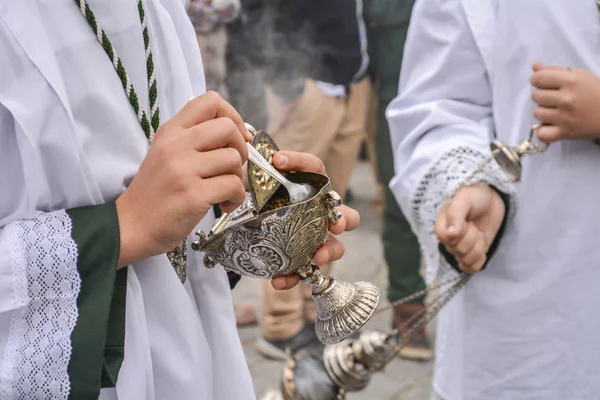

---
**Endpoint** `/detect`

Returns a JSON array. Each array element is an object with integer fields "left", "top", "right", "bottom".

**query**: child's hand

[{"left": 530, "top": 61, "right": 600, "bottom": 142}]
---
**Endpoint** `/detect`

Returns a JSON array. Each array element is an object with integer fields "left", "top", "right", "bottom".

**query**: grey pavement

[{"left": 232, "top": 161, "right": 434, "bottom": 400}]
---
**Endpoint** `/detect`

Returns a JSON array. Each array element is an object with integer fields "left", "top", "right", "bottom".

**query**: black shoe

[{"left": 255, "top": 323, "right": 322, "bottom": 361}]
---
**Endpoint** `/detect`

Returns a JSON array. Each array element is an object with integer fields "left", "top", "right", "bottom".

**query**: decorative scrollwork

[
  {"left": 324, "top": 191, "right": 343, "bottom": 224},
  {"left": 201, "top": 199, "right": 328, "bottom": 278}
]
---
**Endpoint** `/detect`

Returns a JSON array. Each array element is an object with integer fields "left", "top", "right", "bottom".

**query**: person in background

[
  {"left": 365, "top": 78, "right": 384, "bottom": 220},
  {"left": 363, "top": 0, "right": 432, "bottom": 361},
  {"left": 187, "top": 0, "right": 257, "bottom": 327},
  {"left": 187, "top": 0, "right": 239, "bottom": 99},
  {"left": 251, "top": 0, "right": 371, "bottom": 360},
  {"left": 388, "top": 0, "right": 600, "bottom": 398}
]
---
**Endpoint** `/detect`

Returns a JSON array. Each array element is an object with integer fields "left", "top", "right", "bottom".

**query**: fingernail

[
  {"left": 277, "top": 154, "right": 288, "bottom": 167},
  {"left": 274, "top": 280, "right": 286, "bottom": 290},
  {"left": 446, "top": 225, "right": 458, "bottom": 235}
]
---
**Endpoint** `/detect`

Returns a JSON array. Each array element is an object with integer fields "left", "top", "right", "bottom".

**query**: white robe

[
  {"left": 0, "top": 1, "right": 254, "bottom": 399},
  {"left": 387, "top": 0, "right": 600, "bottom": 399}
]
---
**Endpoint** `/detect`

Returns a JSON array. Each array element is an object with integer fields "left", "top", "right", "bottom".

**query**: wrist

[{"left": 115, "top": 194, "right": 152, "bottom": 268}]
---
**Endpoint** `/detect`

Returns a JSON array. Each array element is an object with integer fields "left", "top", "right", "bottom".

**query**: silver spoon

[{"left": 246, "top": 142, "right": 317, "bottom": 204}]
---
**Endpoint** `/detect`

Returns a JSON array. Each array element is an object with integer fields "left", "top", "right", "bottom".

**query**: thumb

[
  {"left": 444, "top": 191, "right": 472, "bottom": 241},
  {"left": 532, "top": 61, "right": 543, "bottom": 72}
]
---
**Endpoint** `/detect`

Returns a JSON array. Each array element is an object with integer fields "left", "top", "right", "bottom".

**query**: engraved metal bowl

[{"left": 191, "top": 129, "right": 380, "bottom": 345}]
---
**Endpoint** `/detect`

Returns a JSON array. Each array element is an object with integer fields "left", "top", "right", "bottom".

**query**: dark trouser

[{"left": 375, "top": 94, "right": 424, "bottom": 303}]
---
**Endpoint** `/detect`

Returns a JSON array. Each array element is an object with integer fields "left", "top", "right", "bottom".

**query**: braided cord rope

[
  {"left": 74, "top": 0, "right": 160, "bottom": 140},
  {"left": 74, "top": 0, "right": 191, "bottom": 281}
]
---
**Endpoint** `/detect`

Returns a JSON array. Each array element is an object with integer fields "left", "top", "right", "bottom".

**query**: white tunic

[
  {"left": 387, "top": 0, "right": 600, "bottom": 399},
  {"left": 0, "top": 1, "right": 254, "bottom": 399}
]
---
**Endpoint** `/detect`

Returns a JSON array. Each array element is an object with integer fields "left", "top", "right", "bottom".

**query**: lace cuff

[
  {"left": 1, "top": 210, "right": 80, "bottom": 400},
  {"left": 411, "top": 147, "right": 517, "bottom": 282},
  {"left": 0, "top": 203, "right": 125, "bottom": 400}
]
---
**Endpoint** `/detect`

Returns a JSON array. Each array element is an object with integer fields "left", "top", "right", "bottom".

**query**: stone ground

[{"left": 232, "top": 161, "right": 435, "bottom": 400}]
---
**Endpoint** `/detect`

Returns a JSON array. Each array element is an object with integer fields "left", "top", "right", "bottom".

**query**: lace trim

[
  {"left": 1, "top": 211, "right": 81, "bottom": 400},
  {"left": 411, "top": 146, "right": 517, "bottom": 283}
]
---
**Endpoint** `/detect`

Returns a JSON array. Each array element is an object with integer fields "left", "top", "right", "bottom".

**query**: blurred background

[{"left": 185, "top": 0, "right": 432, "bottom": 398}]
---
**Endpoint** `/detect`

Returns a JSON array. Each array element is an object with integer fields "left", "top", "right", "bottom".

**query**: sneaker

[
  {"left": 255, "top": 323, "right": 322, "bottom": 361},
  {"left": 393, "top": 302, "right": 434, "bottom": 361}
]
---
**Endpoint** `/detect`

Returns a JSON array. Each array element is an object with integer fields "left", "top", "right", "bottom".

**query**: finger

[
  {"left": 535, "top": 124, "right": 567, "bottom": 143},
  {"left": 200, "top": 174, "right": 246, "bottom": 207},
  {"left": 271, "top": 274, "right": 301, "bottom": 290},
  {"left": 533, "top": 62, "right": 569, "bottom": 72},
  {"left": 196, "top": 148, "right": 244, "bottom": 179},
  {"left": 458, "top": 238, "right": 488, "bottom": 272},
  {"left": 531, "top": 89, "right": 563, "bottom": 108},
  {"left": 329, "top": 205, "right": 360, "bottom": 235},
  {"left": 533, "top": 106, "right": 562, "bottom": 126},
  {"left": 434, "top": 201, "right": 450, "bottom": 241},
  {"left": 219, "top": 199, "right": 245, "bottom": 214},
  {"left": 459, "top": 254, "right": 487, "bottom": 274},
  {"left": 190, "top": 117, "right": 248, "bottom": 163},
  {"left": 446, "top": 224, "right": 481, "bottom": 257},
  {"left": 470, "top": 254, "right": 488, "bottom": 273},
  {"left": 443, "top": 196, "right": 472, "bottom": 245},
  {"left": 273, "top": 151, "right": 326, "bottom": 173},
  {"left": 165, "top": 91, "right": 251, "bottom": 141},
  {"left": 532, "top": 61, "right": 543, "bottom": 72},
  {"left": 313, "top": 235, "right": 345, "bottom": 265},
  {"left": 530, "top": 70, "right": 569, "bottom": 89}
]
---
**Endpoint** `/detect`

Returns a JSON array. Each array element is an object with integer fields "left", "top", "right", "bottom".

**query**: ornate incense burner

[{"left": 191, "top": 127, "right": 380, "bottom": 345}]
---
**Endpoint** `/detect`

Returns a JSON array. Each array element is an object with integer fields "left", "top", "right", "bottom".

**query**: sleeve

[
  {"left": 386, "top": 0, "right": 517, "bottom": 282},
  {"left": 0, "top": 19, "right": 126, "bottom": 399},
  {"left": 0, "top": 203, "right": 127, "bottom": 400}
]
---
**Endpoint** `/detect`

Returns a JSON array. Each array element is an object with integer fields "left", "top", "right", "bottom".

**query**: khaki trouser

[
  {"left": 365, "top": 79, "right": 380, "bottom": 181},
  {"left": 260, "top": 77, "right": 371, "bottom": 340}
]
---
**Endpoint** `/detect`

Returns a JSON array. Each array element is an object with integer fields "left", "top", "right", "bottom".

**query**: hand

[
  {"left": 530, "top": 61, "right": 600, "bottom": 142},
  {"left": 434, "top": 185, "right": 505, "bottom": 274},
  {"left": 116, "top": 91, "right": 253, "bottom": 268},
  {"left": 267, "top": 151, "right": 360, "bottom": 290}
]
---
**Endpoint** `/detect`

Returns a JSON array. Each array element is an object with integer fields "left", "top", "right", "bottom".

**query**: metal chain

[
  {"left": 370, "top": 149, "right": 502, "bottom": 368},
  {"left": 373, "top": 273, "right": 463, "bottom": 316},
  {"left": 371, "top": 126, "right": 549, "bottom": 367},
  {"left": 375, "top": 274, "right": 471, "bottom": 369}
]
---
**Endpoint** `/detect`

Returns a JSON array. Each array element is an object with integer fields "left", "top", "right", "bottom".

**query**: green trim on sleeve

[
  {"left": 101, "top": 267, "right": 127, "bottom": 388},
  {"left": 66, "top": 202, "right": 126, "bottom": 399}
]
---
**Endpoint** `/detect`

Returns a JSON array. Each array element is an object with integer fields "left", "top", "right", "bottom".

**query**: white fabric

[
  {"left": 1, "top": 211, "right": 80, "bottom": 400},
  {"left": 0, "top": 1, "right": 254, "bottom": 399},
  {"left": 408, "top": 146, "right": 517, "bottom": 283},
  {"left": 387, "top": 0, "right": 600, "bottom": 399}
]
